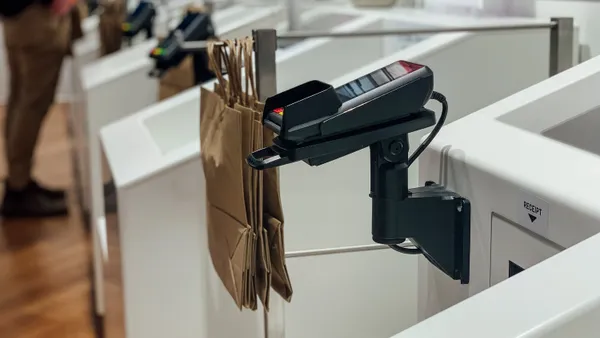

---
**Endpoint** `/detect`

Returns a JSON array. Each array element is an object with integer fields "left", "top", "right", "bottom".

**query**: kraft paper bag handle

[
  {"left": 224, "top": 40, "right": 243, "bottom": 106},
  {"left": 220, "top": 42, "right": 234, "bottom": 103},
  {"left": 240, "top": 39, "right": 249, "bottom": 107},
  {"left": 241, "top": 38, "right": 255, "bottom": 108},
  {"left": 243, "top": 37, "right": 258, "bottom": 109},
  {"left": 221, "top": 40, "right": 234, "bottom": 104},
  {"left": 221, "top": 41, "right": 240, "bottom": 107},
  {"left": 207, "top": 41, "right": 229, "bottom": 103},
  {"left": 236, "top": 39, "right": 247, "bottom": 106},
  {"left": 233, "top": 39, "right": 245, "bottom": 106}
]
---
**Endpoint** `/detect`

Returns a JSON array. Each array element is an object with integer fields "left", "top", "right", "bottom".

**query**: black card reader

[
  {"left": 122, "top": 1, "right": 157, "bottom": 44},
  {"left": 263, "top": 61, "right": 433, "bottom": 145},
  {"left": 248, "top": 61, "right": 471, "bottom": 284},
  {"left": 148, "top": 10, "right": 216, "bottom": 84}
]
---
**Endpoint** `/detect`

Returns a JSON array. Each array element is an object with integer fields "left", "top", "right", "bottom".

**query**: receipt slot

[
  {"left": 148, "top": 10, "right": 216, "bottom": 83},
  {"left": 248, "top": 61, "right": 471, "bottom": 283}
]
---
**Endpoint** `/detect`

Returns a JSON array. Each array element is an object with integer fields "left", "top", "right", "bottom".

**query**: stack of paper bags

[{"left": 200, "top": 38, "right": 293, "bottom": 310}]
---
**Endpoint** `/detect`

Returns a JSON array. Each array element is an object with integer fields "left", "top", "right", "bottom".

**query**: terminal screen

[{"left": 336, "top": 61, "right": 423, "bottom": 103}]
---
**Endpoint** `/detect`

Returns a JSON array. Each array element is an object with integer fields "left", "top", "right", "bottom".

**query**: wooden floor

[{"left": 0, "top": 105, "right": 96, "bottom": 338}]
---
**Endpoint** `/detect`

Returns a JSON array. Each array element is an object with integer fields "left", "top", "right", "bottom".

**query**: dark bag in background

[{"left": 99, "top": 0, "right": 125, "bottom": 56}]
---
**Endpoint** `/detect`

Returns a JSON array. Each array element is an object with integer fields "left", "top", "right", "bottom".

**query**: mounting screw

[{"left": 389, "top": 141, "right": 404, "bottom": 156}]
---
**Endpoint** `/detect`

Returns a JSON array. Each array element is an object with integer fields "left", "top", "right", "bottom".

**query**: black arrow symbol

[{"left": 528, "top": 214, "right": 537, "bottom": 222}]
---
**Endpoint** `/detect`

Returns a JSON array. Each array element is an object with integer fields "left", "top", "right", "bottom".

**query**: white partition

[
  {"left": 418, "top": 55, "right": 600, "bottom": 322},
  {"left": 99, "top": 13, "right": 552, "bottom": 338}
]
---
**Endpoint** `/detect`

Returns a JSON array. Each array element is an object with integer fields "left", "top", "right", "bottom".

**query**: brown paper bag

[
  {"left": 230, "top": 38, "right": 277, "bottom": 310},
  {"left": 241, "top": 38, "right": 293, "bottom": 303},
  {"left": 200, "top": 88, "right": 251, "bottom": 309},
  {"left": 201, "top": 41, "right": 255, "bottom": 310},
  {"left": 235, "top": 38, "right": 273, "bottom": 309},
  {"left": 99, "top": 0, "right": 125, "bottom": 56},
  {"left": 227, "top": 40, "right": 260, "bottom": 310}
]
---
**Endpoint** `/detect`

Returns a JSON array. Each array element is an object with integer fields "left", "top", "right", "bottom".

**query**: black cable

[
  {"left": 389, "top": 92, "right": 448, "bottom": 256},
  {"left": 389, "top": 243, "right": 422, "bottom": 255},
  {"left": 407, "top": 91, "right": 448, "bottom": 167}
]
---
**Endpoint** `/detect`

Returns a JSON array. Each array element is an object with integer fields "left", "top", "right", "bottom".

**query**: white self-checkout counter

[
  {"left": 417, "top": 54, "right": 600, "bottom": 322},
  {"left": 393, "top": 231, "right": 600, "bottom": 337},
  {"left": 98, "top": 13, "right": 553, "bottom": 338}
]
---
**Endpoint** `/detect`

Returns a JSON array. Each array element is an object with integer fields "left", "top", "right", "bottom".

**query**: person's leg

[
  {"left": 4, "top": 46, "right": 21, "bottom": 141},
  {"left": 1, "top": 47, "right": 69, "bottom": 217}
]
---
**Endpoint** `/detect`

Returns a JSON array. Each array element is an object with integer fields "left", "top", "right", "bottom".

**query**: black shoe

[
  {"left": 1, "top": 183, "right": 69, "bottom": 218},
  {"left": 28, "top": 180, "right": 67, "bottom": 200}
]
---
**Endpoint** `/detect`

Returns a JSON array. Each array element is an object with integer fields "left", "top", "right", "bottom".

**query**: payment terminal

[{"left": 248, "top": 61, "right": 471, "bottom": 283}]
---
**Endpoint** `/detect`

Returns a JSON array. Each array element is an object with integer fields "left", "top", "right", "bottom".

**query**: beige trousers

[{"left": 3, "top": 4, "right": 76, "bottom": 188}]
